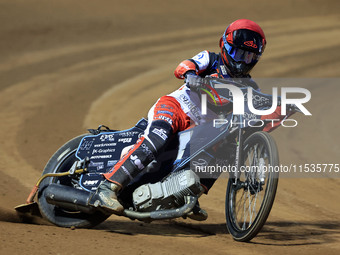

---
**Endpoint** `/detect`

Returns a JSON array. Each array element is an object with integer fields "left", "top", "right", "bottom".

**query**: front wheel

[
  {"left": 37, "top": 135, "right": 109, "bottom": 228},
  {"left": 225, "top": 131, "right": 279, "bottom": 242}
]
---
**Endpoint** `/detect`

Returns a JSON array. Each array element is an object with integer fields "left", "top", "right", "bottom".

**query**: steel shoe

[
  {"left": 186, "top": 203, "right": 208, "bottom": 221},
  {"left": 89, "top": 181, "right": 124, "bottom": 214}
]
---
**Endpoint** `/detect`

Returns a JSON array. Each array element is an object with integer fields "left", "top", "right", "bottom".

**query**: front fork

[
  {"left": 233, "top": 122, "right": 244, "bottom": 186},
  {"left": 231, "top": 125, "right": 266, "bottom": 193}
]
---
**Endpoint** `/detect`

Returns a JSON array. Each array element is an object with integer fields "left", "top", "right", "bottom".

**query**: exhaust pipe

[
  {"left": 44, "top": 184, "right": 96, "bottom": 214},
  {"left": 44, "top": 184, "right": 198, "bottom": 221}
]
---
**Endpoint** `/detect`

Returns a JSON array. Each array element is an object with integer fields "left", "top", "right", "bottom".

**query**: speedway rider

[{"left": 90, "top": 19, "right": 272, "bottom": 221}]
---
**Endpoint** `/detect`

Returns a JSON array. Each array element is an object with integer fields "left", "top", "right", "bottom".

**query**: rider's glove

[
  {"left": 184, "top": 70, "right": 197, "bottom": 79},
  {"left": 186, "top": 74, "right": 204, "bottom": 90}
]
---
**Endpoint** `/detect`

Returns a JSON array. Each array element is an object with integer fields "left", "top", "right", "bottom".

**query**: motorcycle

[{"left": 15, "top": 77, "right": 300, "bottom": 242}]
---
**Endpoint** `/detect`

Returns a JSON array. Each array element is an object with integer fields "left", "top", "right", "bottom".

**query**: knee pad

[
  {"left": 104, "top": 120, "right": 174, "bottom": 187},
  {"left": 126, "top": 120, "right": 173, "bottom": 173},
  {"left": 144, "top": 120, "right": 173, "bottom": 153}
]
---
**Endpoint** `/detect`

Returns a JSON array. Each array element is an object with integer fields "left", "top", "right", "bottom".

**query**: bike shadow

[
  {"left": 95, "top": 219, "right": 227, "bottom": 237},
  {"left": 96, "top": 219, "right": 340, "bottom": 245},
  {"left": 251, "top": 221, "right": 340, "bottom": 246}
]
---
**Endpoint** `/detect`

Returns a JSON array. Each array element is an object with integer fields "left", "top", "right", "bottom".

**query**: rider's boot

[
  {"left": 91, "top": 120, "right": 173, "bottom": 214},
  {"left": 186, "top": 193, "right": 208, "bottom": 221},
  {"left": 187, "top": 205, "right": 208, "bottom": 221},
  {"left": 89, "top": 181, "right": 124, "bottom": 214},
  {"left": 185, "top": 179, "right": 219, "bottom": 221}
]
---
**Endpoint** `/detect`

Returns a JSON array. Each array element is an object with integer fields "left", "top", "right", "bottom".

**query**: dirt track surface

[{"left": 1, "top": 1, "right": 340, "bottom": 254}]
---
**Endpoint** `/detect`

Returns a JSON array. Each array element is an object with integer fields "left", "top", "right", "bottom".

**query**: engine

[{"left": 132, "top": 170, "right": 202, "bottom": 212}]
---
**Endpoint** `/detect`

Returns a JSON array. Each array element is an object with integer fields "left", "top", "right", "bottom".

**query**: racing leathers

[
  {"left": 94, "top": 50, "right": 284, "bottom": 216},
  {"left": 103, "top": 50, "right": 262, "bottom": 192}
]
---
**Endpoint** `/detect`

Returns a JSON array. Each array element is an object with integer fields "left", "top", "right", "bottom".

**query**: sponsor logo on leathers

[{"left": 151, "top": 128, "right": 168, "bottom": 140}]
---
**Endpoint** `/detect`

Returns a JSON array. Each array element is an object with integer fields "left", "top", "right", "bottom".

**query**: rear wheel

[
  {"left": 38, "top": 135, "right": 109, "bottom": 228},
  {"left": 225, "top": 131, "right": 279, "bottom": 242}
]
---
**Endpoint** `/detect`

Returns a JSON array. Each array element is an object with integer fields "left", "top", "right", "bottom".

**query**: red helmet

[{"left": 219, "top": 19, "right": 266, "bottom": 77}]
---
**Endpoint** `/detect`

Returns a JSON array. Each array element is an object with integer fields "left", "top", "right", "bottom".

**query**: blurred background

[{"left": 0, "top": 1, "right": 339, "bottom": 254}]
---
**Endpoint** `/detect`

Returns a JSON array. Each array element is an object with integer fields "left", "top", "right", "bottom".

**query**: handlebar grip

[{"left": 186, "top": 74, "right": 204, "bottom": 88}]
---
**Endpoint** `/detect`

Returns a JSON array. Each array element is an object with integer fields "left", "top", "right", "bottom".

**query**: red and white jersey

[
  {"left": 170, "top": 50, "right": 260, "bottom": 126},
  {"left": 167, "top": 84, "right": 218, "bottom": 125},
  {"left": 170, "top": 50, "right": 226, "bottom": 125},
  {"left": 174, "top": 50, "right": 222, "bottom": 79}
]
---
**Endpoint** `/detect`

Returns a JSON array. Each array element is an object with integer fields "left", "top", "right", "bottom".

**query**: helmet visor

[{"left": 224, "top": 43, "right": 261, "bottom": 64}]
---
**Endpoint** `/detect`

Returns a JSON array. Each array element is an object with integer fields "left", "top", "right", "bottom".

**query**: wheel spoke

[
  {"left": 232, "top": 139, "right": 269, "bottom": 230},
  {"left": 226, "top": 132, "right": 279, "bottom": 241},
  {"left": 242, "top": 188, "right": 250, "bottom": 229},
  {"left": 236, "top": 189, "right": 246, "bottom": 214}
]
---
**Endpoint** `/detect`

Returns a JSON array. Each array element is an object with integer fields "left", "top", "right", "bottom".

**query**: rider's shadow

[
  {"left": 96, "top": 219, "right": 340, "bottom": 244},
  {"left": 94, "top": 219, "right": 227, "bottom": 237},
  {"left": 251, "top": 221, "right": 340, "bottom": 246}
]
